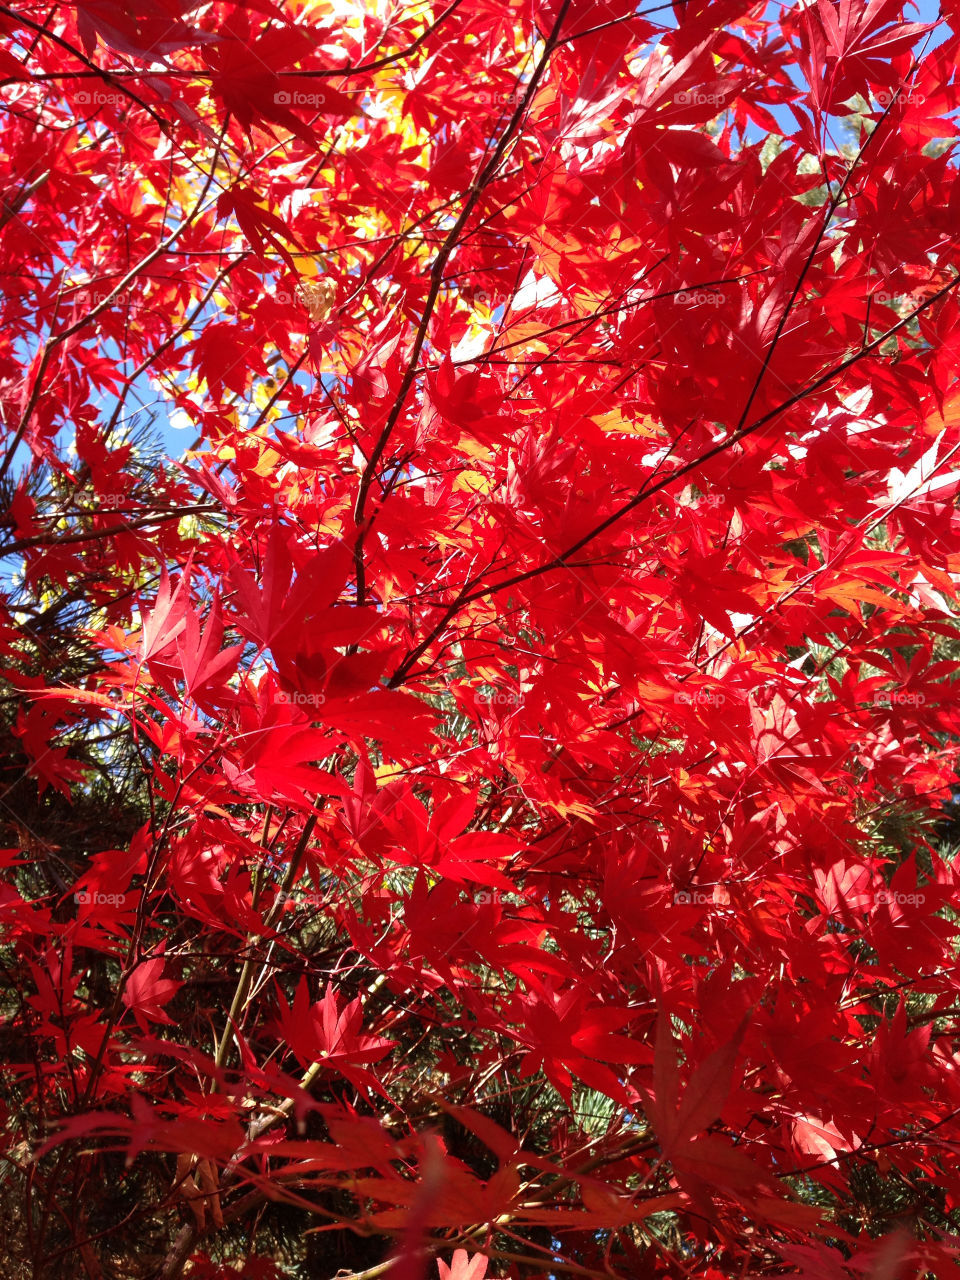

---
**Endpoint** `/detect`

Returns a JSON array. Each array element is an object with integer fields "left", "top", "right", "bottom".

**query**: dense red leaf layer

[{"left": 2, "top": 0, "right": 960, "bottom": 1276}]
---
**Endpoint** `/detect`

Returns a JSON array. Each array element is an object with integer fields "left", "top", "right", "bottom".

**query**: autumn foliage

[{"left": 3, "top": 0, "right": 960, "bottom": 1276}]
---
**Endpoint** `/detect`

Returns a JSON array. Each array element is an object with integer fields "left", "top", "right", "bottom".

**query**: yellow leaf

[
  {"left": 454, "top": 469, "right": 490, "bottom": 494},
  {"left": 299, "top": 277, "right": 337, "bottom": 324},
  {"left": 592, "top": 410, "right": 657, "bottom": 436}
]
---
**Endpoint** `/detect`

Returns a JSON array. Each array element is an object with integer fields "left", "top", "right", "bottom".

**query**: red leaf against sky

[{"left": 3, "top": 0, "right": 960, "bottom": 1274}]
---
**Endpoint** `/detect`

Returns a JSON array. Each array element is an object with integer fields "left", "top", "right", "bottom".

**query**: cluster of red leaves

[{"left": 3, "top": 0, "right": 960, "bottom": 1276}]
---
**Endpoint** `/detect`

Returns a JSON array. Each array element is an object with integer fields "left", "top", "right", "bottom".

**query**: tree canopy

[{"left": 2, "top": 0, "right": 960, "bottom": 1277}]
